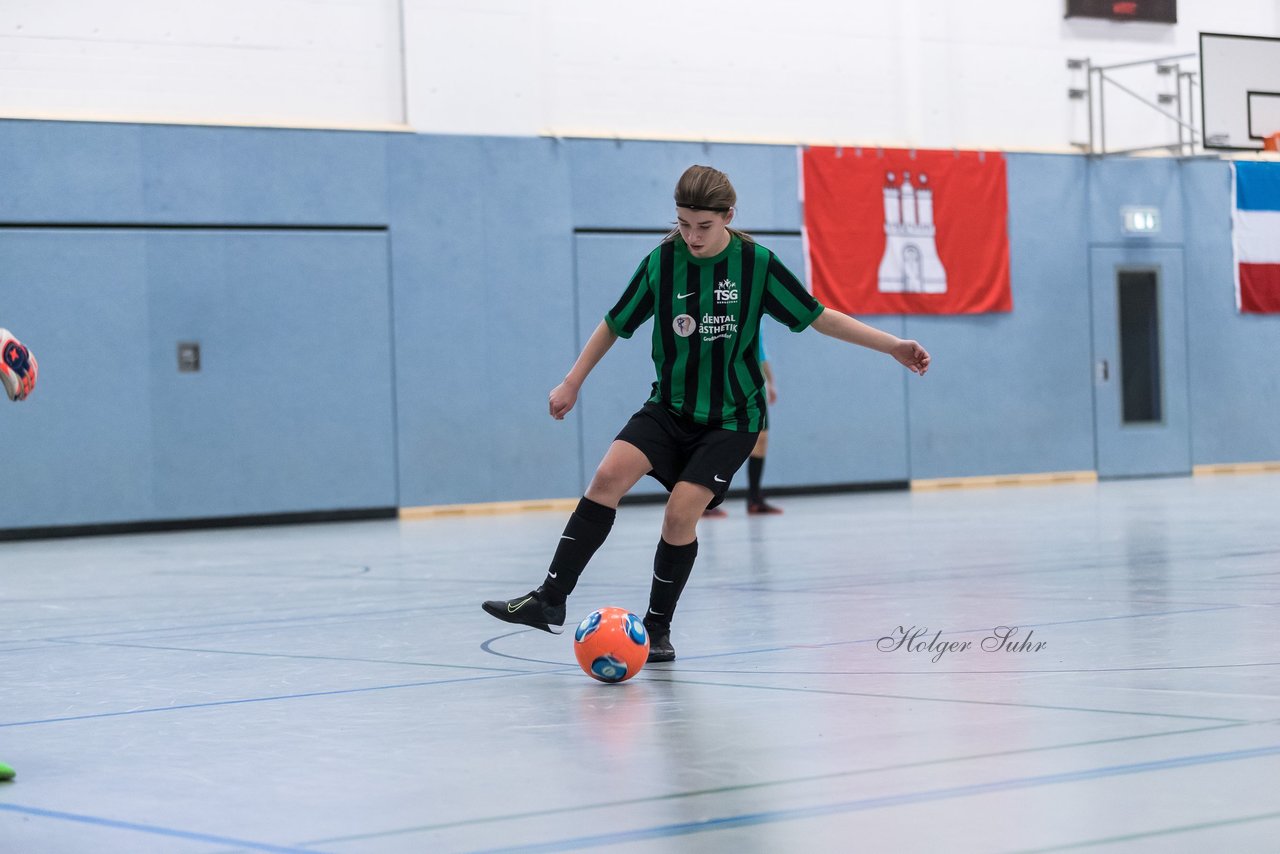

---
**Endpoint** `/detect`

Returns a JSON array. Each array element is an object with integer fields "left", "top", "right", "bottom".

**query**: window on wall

[{"left": 1117, "top": 270, "right": 1163, "bottom": 424}]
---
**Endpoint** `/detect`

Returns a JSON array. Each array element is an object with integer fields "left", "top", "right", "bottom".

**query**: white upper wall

[
  {"left": 1, "top": 0, "right": 1276, "bottom": 150},
  {"left": 0, "top": 0, "right": 405, "bottom": 129},
  {"left": 404, "top": 0, "right": 1280, "bottom": 152}
]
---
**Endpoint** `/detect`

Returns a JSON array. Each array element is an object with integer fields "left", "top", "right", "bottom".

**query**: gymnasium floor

[{"left": 2, "top": 474, "right": 1278, "bottom": 853}]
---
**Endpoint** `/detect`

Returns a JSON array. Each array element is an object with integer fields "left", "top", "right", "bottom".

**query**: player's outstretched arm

[
  {"left": 810, "top": 310, "right": 930, "bottom": 375},
  {"left": 549, "top": 320, "right": 619, "bottom": 419}
]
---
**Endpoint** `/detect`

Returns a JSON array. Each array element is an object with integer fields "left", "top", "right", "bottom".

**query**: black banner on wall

[{"left": 1066, "top": 0, "right": 1176, "bottom": 22}]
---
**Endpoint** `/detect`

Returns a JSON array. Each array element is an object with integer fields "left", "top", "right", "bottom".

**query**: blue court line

[
  {"left": 0, "top": 668, "right": 546, "bottom": 729},
  {"left": 301, "top": 721, "right": 1248, "bottom": 845},
  {"left": 0, "top": 803, "right": 326, "bottom": 853},
  {"left": 467, "top": 743, "right": 1280, "bottom": 854},
  {"left": 1012, "top": 809, "right": 1280, "bottom": 852}
]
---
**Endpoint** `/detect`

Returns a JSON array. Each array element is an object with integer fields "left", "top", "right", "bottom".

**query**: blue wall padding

[{"left": 0, "top": 118, "right": 1275, "bottom": 531}]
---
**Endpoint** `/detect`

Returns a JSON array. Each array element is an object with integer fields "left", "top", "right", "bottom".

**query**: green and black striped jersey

[{"left": 604, "top": 234, "right": 824, "bottom": 432}]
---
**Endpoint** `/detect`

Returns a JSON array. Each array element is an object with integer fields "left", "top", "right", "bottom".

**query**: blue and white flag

[{"left": 1233, "top": 162, "right": 1280, "bottom": 313}]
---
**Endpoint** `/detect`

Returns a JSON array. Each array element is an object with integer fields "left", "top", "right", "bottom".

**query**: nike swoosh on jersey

[
  {"left": 713, "top": 475, "right": 727, "bottom": 482},
  {"left": 676, "top": 292, "right": 695, "bottom": 299}
]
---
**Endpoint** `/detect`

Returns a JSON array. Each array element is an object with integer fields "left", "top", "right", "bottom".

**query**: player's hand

[
  {"left": 891, "top": 339, "right": 930, "bottom": 376},
  {"left": 549, "top": 381, "right": 579, "bottom": 420},
  {"left": 767, "top": 381, "right": 778, "bottom": 405},
  {"left": 0, "top": 328, "right": 37, "bottom": 401}
]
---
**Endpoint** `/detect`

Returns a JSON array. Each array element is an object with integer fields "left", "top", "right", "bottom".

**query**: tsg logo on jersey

[
  {"left": 672, "top": 314, "right": 697, "bottom": 337},
  {"left": 715, "top": 279, "right": 739, "bottom": 303}
]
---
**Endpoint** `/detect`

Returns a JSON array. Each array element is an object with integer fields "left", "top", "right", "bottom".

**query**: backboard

[{"left": 1200, "top": 32, "right": 1280, "bottom": 150}]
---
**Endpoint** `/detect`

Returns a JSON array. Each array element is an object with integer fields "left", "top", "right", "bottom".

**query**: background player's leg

[{"left": 746, "top": 430, "right": 781, "bottom": 514}]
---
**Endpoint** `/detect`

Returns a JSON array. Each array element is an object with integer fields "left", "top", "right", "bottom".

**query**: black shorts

[{"left": 615, "top": 403, "right": 759, "bottom": 509}]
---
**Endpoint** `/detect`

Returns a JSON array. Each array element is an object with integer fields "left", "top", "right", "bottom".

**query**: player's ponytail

[{"left": 665, "top": 164, "right": 755, "bottom": 244}]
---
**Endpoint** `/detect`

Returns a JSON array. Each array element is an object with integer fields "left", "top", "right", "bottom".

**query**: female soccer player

[
  {"left": 1, "top": 326, "right": 36, "bottom": 782},
  {"left": 483, "top": 165, "right": 929, "bottom": 662}
]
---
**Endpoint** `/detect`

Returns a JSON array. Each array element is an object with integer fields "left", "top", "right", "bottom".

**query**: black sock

[
  {"left": 646, "top": 538, "right": 698, "bottom": 626},
  {"left": 540, "top": 497, "right": 615, "bottom": 604},
  {"left": 747, "top": 456, "right": 765, "bottom": 503}
]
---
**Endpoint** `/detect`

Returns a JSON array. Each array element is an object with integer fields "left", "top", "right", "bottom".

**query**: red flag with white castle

[{"left": 801, "top": 147, "right": 1012, "bottom": 314}]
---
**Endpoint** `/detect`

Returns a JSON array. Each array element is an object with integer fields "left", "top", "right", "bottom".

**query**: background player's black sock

[
  {"left": 540, "top": 497, "right": 616, "bottom": 604},
  {"left": 646, "top": 538, "right": 698, "bottom": 625},
  {"left": 747, "top": 456, "right": 765, "bottom": 503}
]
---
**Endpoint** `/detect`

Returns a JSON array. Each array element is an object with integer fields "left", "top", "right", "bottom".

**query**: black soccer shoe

[
  {"left": 482, "top": 589, "right": 565, "bottom": 634},
  {"left": 644, "top": 617, "right": 675, "bottom": 663}
]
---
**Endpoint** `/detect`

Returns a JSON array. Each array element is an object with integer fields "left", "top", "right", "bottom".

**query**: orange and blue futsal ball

[{"left": 573, "top": 607, "right": 649, "bottom": 683}]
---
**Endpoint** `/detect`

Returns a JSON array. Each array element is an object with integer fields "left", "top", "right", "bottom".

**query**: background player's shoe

[
  {"left": 0, "top": 329, "right": 37, "bottom": 402},
  {"left": 482, "top": 589, "right": 565, "bottom": 634},
  {"left": 644, "top": 617, "right": 675, "bottom": 662},
  {"left": 747, "top": 499, "right": 783, "bottom": 515},
  {"left": 0, "top": 762, "right": 14, "bottom": 782}
]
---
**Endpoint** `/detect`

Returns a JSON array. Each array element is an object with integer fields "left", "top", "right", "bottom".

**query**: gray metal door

[{"left": 1090, "top": 246, "right": 1191, "bottom": 478}]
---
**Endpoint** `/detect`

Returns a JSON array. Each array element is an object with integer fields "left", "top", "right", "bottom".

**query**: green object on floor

[{"left": 0, "top": 762, "right": 14, "bottom": 781}]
